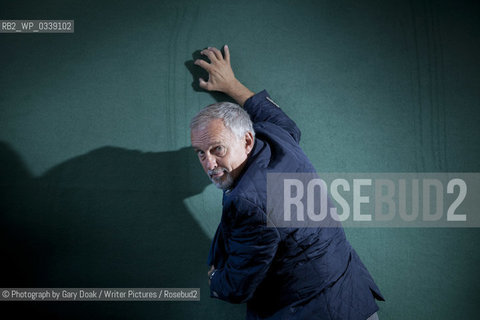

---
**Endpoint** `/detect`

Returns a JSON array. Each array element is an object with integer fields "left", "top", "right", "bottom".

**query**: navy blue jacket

[{"left": 207, "top": 90, "right": 384, "bottom": 319}]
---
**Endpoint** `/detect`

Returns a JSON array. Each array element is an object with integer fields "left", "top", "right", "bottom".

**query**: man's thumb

[{"left": 199, "top": 78, "right": 208, "bottom": 90}]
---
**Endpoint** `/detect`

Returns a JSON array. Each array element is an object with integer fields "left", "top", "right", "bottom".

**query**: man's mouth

[{"left": 209, "top": 169, "right": 226, "bottom": 179}]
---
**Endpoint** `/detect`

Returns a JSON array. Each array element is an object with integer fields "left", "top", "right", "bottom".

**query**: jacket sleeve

[
  {"left": 243, "top": 90, "right": 301, "bottom": 143},
  {"left": 207, "top": 223, "right": 226, "bottom": 269},
  {"left": 209, "top": 197, "right": 280, "bottom": 303}
]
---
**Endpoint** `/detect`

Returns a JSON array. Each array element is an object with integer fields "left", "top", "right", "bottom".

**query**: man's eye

[
  {"left": 197, "top": 150, "right": 205, "bottom": 157},
  {"left": 215, "top": 146, "right": 225, "bottom": 154}
]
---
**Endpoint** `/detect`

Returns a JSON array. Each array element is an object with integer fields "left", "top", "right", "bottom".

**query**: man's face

[{"left": 191, "top": 118, "right": 253, "bottom": 190}]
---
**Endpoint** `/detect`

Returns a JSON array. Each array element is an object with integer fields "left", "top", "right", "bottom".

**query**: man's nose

[{"left": 205, "top": 155, "right": 217, "bottom": 171}]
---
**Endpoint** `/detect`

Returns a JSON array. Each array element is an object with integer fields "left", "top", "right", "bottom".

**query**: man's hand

[
  {"left": 195, "top": 46, "right": 235, "bottom": 93},
  {"left": 208, "top": 265, "right": 216, "bottom": 286},
  {"left": 194, "top": 45, "right": 254, "bottom": 107}
]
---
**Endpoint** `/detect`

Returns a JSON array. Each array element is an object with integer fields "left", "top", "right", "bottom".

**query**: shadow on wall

[{"left": 0, "top": 141, "right": 244, "bottom": 319}]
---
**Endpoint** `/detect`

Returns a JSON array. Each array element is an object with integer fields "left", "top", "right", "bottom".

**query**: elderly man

[{"left": 190, "top": 45, "right": 384, "bottom": 320}]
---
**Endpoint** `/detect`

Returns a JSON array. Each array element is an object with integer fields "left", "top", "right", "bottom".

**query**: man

[{"left": 190, "top": 45, "right": 384, "bottom": 320}]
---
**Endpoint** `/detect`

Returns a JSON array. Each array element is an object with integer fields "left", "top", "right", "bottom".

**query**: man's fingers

[
  {"left": 224, "top": 44, "right": 230, "bottom": 63},
  {"left": 194, "top": 59, "right": 212, "bottom": 72},
  {"left": 207, "top": 265, "right": 215, "bottom": 276},
  {"left": 209, "top": 47, "right": 223, "bottom": 61},
  {"left": 201, "top": 49, "right": 218, "bottom": 62}
]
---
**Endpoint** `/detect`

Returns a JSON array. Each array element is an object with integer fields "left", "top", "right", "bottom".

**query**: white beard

[{"left": 209, "top": 168, "right": 234, "bottom": 190}]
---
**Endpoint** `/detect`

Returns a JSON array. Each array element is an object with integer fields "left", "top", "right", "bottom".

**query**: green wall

[{"left": 1, "top": 0, "right": 479, "bottom": 318}]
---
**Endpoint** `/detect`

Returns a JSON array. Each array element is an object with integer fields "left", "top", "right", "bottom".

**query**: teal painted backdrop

[{"left": 1, "top": 0, "right": 479, "bottom": 318}]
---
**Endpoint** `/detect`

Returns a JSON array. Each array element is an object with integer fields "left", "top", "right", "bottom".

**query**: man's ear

[{"left": 244, "top": 131, "right": 254, "bottom": 155}]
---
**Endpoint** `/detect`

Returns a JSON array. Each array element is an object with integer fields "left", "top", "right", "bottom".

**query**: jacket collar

[{"left": 223, "top": 137, "right": 268, "bottom": 196}]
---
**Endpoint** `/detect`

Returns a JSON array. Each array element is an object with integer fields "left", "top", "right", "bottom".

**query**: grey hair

[{"left": 190, "top": 102, "right": 255, "bottom": 139}]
